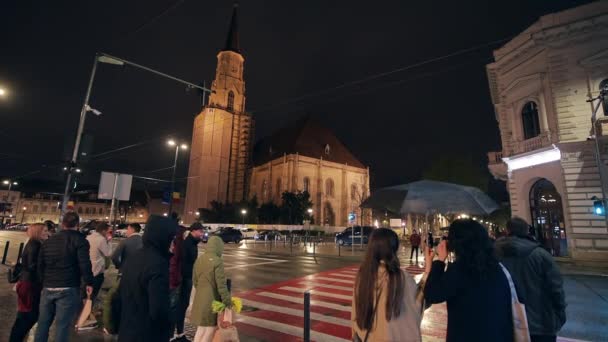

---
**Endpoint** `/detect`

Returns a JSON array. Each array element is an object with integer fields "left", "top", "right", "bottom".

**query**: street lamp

[
  {"left": 60, "top": 52, "right": 212, "bottom": 218},
  {"left": 0, "top": 87, "right": 6, "bottom": 97},
  {"left": 21, "top": 206, "right": 27, "bottom": 224},
  {"left": 167, "top": 139, "right": 188, "bottom": 216},
  {"left": 241, "top": 209, "right": 247, "bottom": 224}
]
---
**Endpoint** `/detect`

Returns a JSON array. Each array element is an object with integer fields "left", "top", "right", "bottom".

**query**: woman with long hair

[
  {"left": 9, "top": 223, "right": 49, "bottom": 342},
  {"left": 424, "top": 219, "right": 513, "bottom": 341},
  {"left": 352, "top": 228, "right": 421, "bottom": 342}
]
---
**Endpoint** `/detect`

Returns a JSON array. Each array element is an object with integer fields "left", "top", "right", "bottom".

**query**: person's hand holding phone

[
  {"left": 437, "top": 240, "right": 448, "bottom": 262},
  {"left": 424, "top": 243, "right": 434, "bottom": 274}
]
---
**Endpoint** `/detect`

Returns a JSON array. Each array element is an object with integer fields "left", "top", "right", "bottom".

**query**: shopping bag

[
  {"left": 212, "top": 308, "right": 240, "bottom": 342},
  {"left": 499, "top": 263, "right": 531, "bottom": 342}
]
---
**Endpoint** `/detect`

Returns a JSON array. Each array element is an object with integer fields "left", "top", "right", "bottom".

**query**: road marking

[
  {"left": 278, "top": 286, "right": 353, "bottom": 300},
  {"left": 236, "top": 315, "right": 348, "bottom": 342},
  {"left": 225, "top": 260, "right": 288, "bottom": 270},
  {"left": 257, "top": 292, "right": 351, "bottom": 312},
  {"left": 298, "top": 282, "right": 353, "bottom": 292},
  {"left": 315, "top": 276, "right": 354, "bottom": 284},
  {"left": 240, "top": 298, "right": 350, "bottom": 327}
]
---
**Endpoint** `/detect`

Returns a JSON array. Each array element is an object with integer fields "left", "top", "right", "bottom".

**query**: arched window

[
  {"left": 600, "top": 79, "right": 608, "bottom": 116},
  {"left": 522, "top": 101, "right": 541, "bottom": 140},
  {"left": 276, "top": 178, "right": 282, "bottom": 199},
  {"left": 325, "top": 178, "right": 335, "bottom": 198},
  {"left": 303, "top": 177, "right": 310, "bottom": 193},
  {"left": 261, "top": 179, "right": 268, "bottom": 201},
  {"left": 77, "top": 207, "right": 83, "bottom": 214},
  {"left": 99, "top": 208, "right": 103, "bottom": 214},
  {"left": 351, "top": 184, "right": 358, "bottom": 201},
  {"left": 85, "top": 208, "right": 90, "bottom": 214},
  {"left": 227, "top": 91, "right": 235, "bottom": 111}
]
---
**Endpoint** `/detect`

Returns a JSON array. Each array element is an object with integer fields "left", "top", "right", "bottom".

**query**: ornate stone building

[
  {"left": 250, "top": 117, "right": 370, "bottom": 227},
  {"left": 487, "top": 1, "right": 608, "bottom": 261},
  {"left": 184, "top": 5, "right": 254, "bottom": 223},
  {"left": 184, "top": 5, "right": 370, "bottom": 226}
]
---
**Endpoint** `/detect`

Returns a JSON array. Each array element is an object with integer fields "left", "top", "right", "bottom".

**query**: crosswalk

[{"left": 228, "top": 264, "right": 440, "bottom": 341}]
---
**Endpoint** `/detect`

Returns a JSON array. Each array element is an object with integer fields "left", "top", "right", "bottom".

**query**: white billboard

[{"left": 98, "top": 172, "right": 133, "bottom": 201}]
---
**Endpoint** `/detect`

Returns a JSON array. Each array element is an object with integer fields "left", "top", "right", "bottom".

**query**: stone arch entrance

[
  {"left": 323, "top": 202, "right": 336, "bottom": 226},
  {"left": 529, "top": 178, "right": 568, "bottom": 256}
]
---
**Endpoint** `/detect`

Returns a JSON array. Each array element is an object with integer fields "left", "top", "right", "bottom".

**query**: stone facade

[
  {"left": 487, "top": 1, "right": 608, "bottom": 261},
  {"left": 250, "top": 153, "right": 370, "bottom": 227}
]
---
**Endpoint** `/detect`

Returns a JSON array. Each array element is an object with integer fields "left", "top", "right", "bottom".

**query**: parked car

[
  {"left": 335, "top": 226, "right": 374, "bottom": 246},
  {"left": 239, "top": 227, "right": 257, "bottom": 239},
  {"left": 212, "top": 227, "right": 243, "bottom": 243}
]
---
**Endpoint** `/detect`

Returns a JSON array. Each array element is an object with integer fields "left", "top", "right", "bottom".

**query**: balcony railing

[
  {"left": 513, "top": 131, "right": 552, "bottom": 154},
  {"left": 487, "top": 151, "right": 503, "bottom": 164}
]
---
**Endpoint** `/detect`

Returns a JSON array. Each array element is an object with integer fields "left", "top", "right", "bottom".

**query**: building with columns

[
  {"left": 487, "top": 1, "right": 608, "bottom": 261},
  {"left": 184, "top": 4, "right": 254, "bottom": 223},
  {"left": 250, "top": 117, "right": 370, "bottom": 226},
  {"left": 184, "top": 5, "right": 371, "bottom": 226}
]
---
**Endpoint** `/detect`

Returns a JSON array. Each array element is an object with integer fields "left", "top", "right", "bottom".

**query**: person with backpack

[
  {"left": 495, "top": 217, "right": 566, "bottom": 342},
  {"left": 352, "top": 228, "right": 421, "bottom": 341},
  {"left": 9, "top": 223, "right": 49, "bottom": 342},
  {"left": 190, "top": 236, "right": 232, "bottom": 342},
  {"left": 118, "top": 215, "right": 177, "bottom": 342},
  {"left": 34, "top": 212, "right": 94, "bottom": 342}
]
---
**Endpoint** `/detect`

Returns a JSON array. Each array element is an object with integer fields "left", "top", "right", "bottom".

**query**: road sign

[
  {"left": 348, "top": 212, "right": 356, "bottom": 224},
  {"left": 98, "top": 172, "right": 132, "bottom": 201}
]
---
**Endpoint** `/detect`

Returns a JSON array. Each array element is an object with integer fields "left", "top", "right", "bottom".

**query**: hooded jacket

[
  {"left": 495, "top": 236, "right": 566, "bottom": 336},
  {"left": 190, "top": 236, "right": 231, "bottom": 327},
  {"left": 118, "top": 216, "right": 177, "bottom": 342}
]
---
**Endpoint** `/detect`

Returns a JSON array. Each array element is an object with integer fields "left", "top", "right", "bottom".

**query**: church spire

[{"left": 223, "top": 3, "right": 240, "bottom": 53}]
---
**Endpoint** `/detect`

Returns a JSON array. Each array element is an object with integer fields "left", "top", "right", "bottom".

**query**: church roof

[
  {"left": 253, "top": 116, "right": 366, "bottom": 168},
  {"left": 223, "top": 3, "right": 240, "bottom": 53}
]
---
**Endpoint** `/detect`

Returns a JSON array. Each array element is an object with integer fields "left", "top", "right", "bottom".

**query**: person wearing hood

[
  {"left": 495, "top": 217, "right": 566, "bottom": 342},
  {"left": 190, "top": 236, "right": 232, "bottom": 342},
  {"left": 118, "top": 215, "right": 177, "bottom": 342}
]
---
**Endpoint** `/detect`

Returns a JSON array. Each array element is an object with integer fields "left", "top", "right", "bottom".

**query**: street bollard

[
  {"left": 227, "top": 278, "right": 232, "bottom": 293},
  {"left": 313, "top": 241, "right": 316, "bottom": 256},
  {"left": 338, "top": 241, "right": 341, "bottom": 257},
  {"left": 17, "top": 242, "right": 24, "bottom": 262},
  {"left": 303, "top": 291, "right": 311, "bottom": 342},
  {"left": 290, "top": 236, "right": 293, "bottom": 256},
  {"left": 2, "top": 241, "right": 9, "bottom": 265}
]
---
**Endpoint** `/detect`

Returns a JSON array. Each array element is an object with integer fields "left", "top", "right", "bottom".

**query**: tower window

[
  {"left": 227, "top": 91, "right": 235, "bottom": 111},
  {"left": 522, "top": 101, "right": 541, "bottom": 140},
  {"left": 261, "top": 179, "right": 268, "bottom": 201},
  {"left": 324, "top": 144, "right": 331, "bottom": 155}
]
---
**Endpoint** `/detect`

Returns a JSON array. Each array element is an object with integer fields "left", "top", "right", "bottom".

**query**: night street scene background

[{"left": 1, "top": 1, "right": 608, "bottom": 341}]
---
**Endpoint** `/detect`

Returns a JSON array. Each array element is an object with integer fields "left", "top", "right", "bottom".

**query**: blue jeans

[{"left": 34, "top": 287, "right": 80, "bottom": 342}]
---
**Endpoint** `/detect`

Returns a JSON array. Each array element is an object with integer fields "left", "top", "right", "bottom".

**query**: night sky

[{"left": 0, "top": 0, "right": 595, "bottom": 194}]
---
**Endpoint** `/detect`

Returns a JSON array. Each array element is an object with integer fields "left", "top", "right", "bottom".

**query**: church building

[{"left": 184, "top": 5, "right": 370, "bottom": 226}]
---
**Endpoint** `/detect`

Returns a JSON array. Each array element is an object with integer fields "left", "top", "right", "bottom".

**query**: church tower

[{"left": 184, "top": 3, "right": 253, "bottom": 222}]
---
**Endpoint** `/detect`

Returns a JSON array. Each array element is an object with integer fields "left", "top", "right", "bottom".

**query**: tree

[
  {"left": 258, "top": 201, "right": 281, "bottom": 224},
  {"left": 422, "top": 155, "right": 490, "bottom": 192},
  {"left": 280, "top": 191, "right": 313, "bottom": 225}
]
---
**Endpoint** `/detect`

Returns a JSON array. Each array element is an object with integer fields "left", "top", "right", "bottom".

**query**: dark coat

[
  {"left": 181, "top": 233, "right": 199, "bottom": 280},
  {"left": 37, "top": 229, "right": 94, "bottom": 288},
  {"left": 495, "top": 236, "right": 566, "bottom": 335},
  {"left": 118, "top": 216, "right": 177, "bottom": 342},
  {"left": 111, "top": 233, "right": 143, "bottom": 271},
  {"left": 20, "top": 239, "right": 42, "bottom": 283},
  {"left": 424, "top": 260, "right": 513, "bottom": 342}
]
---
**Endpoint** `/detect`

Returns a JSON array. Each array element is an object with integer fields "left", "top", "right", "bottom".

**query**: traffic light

[{"left": 593, "top": 199, "right": 605, "bottom": 216}]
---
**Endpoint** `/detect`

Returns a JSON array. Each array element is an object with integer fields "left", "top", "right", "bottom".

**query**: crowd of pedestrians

[
  {"left": 8, "top": 212, "right": 232, "bottom": 342},
  {"left": 7, "top": 210, "right": 567, "bottom": 342},
  {"left": 352, "top": 218, "right": 567, "bottom": 342}
]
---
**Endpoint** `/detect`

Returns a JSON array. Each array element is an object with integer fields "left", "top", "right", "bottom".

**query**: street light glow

[
  {"left": 307, "top": 208, "right": 313, "bottom": 214},
  {"left": 181, "top": 144, "right": 188, "bottom": 150},
  {"left": 2, "top": 180, "right": 9, "bottom": 185},
  {"left": 0, "top": 88, "right": 6, "bottom": 96},
  {"left": 163, "top": 212, "right": 168, "bottom": 217},
  {"left": 22, "top": 207, "right": 27, "bottom": 211},
  {"left": 241, "top": 209, "right": 247, "bottom": 215},
  {"left": 195, "top": 211, "right": 200, "bottom": 216},
  {"left": 167, "top": 139, "right": 176, "bottom": 146},
  {"left": 75, "top": 168, "right": 82, "bottom": 173}
]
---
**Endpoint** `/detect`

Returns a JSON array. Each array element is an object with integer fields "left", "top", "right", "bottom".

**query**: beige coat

[{"left": 352, "top": 268, "right": 422, "bottom": 342}]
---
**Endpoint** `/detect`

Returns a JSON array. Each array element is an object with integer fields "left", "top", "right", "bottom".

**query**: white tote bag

[{"left": 499, "top": 263, "right": 531, "bottom": 342}]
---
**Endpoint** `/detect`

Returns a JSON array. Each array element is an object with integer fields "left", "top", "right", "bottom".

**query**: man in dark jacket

[
  {"left": 118, "top": 215, "right": 177, "bottom": 342},
  {"left": 409, "top": 230, "right": 421, "bottom": 262},
  {"left": 111, "top": 223, "right": 143, "bottom": 272},
  {"left": 495, "top": 217, "right": 567, "bottom": 342},
  {"left": 34, "top": 212, "right": 94, "bottom": 342},
  {"left": 171, "top": 222, "right": 204, "bottom": 341}
]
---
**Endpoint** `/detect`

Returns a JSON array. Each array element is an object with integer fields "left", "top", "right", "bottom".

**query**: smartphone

[{"left": 427, "top": 232, "right": 434, "bottom": 248}]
